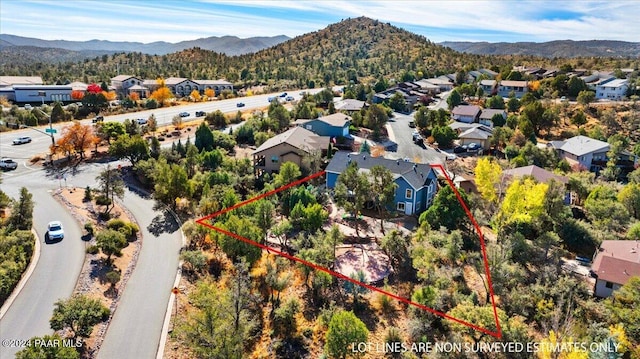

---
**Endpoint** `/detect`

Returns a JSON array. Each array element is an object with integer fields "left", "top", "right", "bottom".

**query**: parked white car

[{"left": 0, "top": 158, "right": 19, "bottom": 170}]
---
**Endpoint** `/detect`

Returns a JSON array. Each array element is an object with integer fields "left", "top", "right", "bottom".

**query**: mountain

[
  {"left": 0, "top": 33, "right": 290, "bottom": 56},
  {"left": 439, "top": 40, "right": 640, "bottom": 58}
]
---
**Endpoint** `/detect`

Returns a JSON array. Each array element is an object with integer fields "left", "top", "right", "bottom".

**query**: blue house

[
  {"left": 296, "top": 113, "right": 351, "bottom": 138},
  {"left": 325, "top": 151, "right": 438, "bottom": 215}
]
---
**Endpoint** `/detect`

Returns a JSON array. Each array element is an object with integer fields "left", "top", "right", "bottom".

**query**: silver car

[
  {"left": 13, "top": 136, "right": 32, "bottom": 145},
  {"left": 0, "top": 158, "right": 18, "bottom": 170}
]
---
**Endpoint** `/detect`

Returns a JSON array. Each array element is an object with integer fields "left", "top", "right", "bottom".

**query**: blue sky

[{"left": 1, "top": 0, "right": 638, "bottom": 43}]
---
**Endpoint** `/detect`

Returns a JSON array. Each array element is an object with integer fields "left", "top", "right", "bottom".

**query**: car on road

[
  {"left": 236, "top": 102, "right": 245, "bottom": 107},
  {"left": 92, "top": 115, "right": 104, "bottom": 123},
  {"left": 560, "top": 96, "right": 568, "bottom": 102},
  {"left": 136, "top": 118, "right": 148, "bottom": 125},
  {"left": 24, "top": 104, "right": 33, "bottom": 110},
  {"left": 285, "top": 96, "right": 295, "bottom": 101},
  {"left": 408, "top": 121, "right": 416, "bottom": 128},
  {"left": 195, "top": 111, "right": 206, "bottom": 117},
  {"left": 280, "top": 92, "right": 287, "bottom": 97},
  {"left": 412, "top": 131, "right": 423, "bottom": 144},
  {"left": 13, "top": 136, "right": 32, "bottom": 145},
  {"left": 179, "top": 112, "right": 190, "bottom": 117},
  {"left": 267, "top": 97, "right": 275, "bottom": 102},
  {"left": 47, "top": 221, "right": 65, "bottom": 241},
  {"left": 0, "top": 158, "right": 18, "bottom": 170}
]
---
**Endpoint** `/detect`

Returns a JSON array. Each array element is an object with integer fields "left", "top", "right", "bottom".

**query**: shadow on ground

[{"left": 147, "top": 210, "right": 179, "bottom": 237}]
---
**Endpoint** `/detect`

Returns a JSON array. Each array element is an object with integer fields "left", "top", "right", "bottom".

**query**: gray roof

[
  {"left": 449, "top": 122, "right": 493, "bottom": 133},
  {"left": 334, "top": 99, "right": 365, "bottom": 111},
  {"left": 597, "top": 79, "right": 628, "bottom": 88},
  {"left": 458, "top": 127, "right": 492, "bottom": 140},
  {"left": 502, "top": 165, "right": 568, "bottom": 184},
  {"left": 326, "top": 151, "right": 434, "bottom": 190},
  {"left": 452, "top": 105, "right": 481, "bottom": 117},
  {"left": 559, "top": 135, "right": 609, "bottom": 157},
  {"left": 253, "top": 127, "right": 329, "bottom": 154},
  {"left": 317, "top": 113, "right": 352, "bottom": 127},
  {"left": 0, "top": 76, "right": 43, "bottom": 87},
  {"left": 479, "top": 109, "right": 506, "bottom": 120}
]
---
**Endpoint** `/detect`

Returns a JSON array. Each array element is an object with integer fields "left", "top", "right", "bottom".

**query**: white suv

[{"left": 13, "top": 136, "right": 32, "bottom": 145}]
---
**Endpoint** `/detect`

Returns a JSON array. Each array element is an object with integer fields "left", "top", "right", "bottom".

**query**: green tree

[
  {"left": 50, "top": 295, "right": 110, "bottom": 340},
  {"left": 447, "top": 88, "right": 462, "bottom": 110},
  {"left": 419, "top": 185, "right": 469, "bottom": 231},
  {"left": 216, "top": 215, "right": 262, "bottom": 265},
  {"left": 364, "top": 104, "right": 388, "bottom": 140},
  {"left": 475, "top": 158, "right": 502, "bottom": 203},
  {"left": 485, "top": 95, "right": 505, "bottom": 109},
  {"left": 96, "top": 229, "right": 127, "bottom": 262},
  {"left": 274, "top": 162, "right": 302, "bottom": 188},
  {"left": 606, "top": 276, "right": 640, "bottom": 343},
  {"left": 491, "top": 112, "right": 506, "bottom": 127},
  {"left": 381, "top": 229, "right": 411, "bottom": 273},
  {"left": 571, "top": 109, "right": 588, "bottom": 127},
  {"left": 153, "top": 162, "right": 191, "bottom": 210},
  {"left": 195, "top": 122, "right": 214, "bottom": 152},
  {"left": 97, "top": 121, "right": 125, "bottom": 144},
  {"left": 521, "top": 101, "right": 545, "bottom": 135},
  {"left": 180, "top": 250, "right": 207, "bottom": 277},
  {"left": 7, "top": 187, "right": 34, "bottom": 231},
  {"left": 567, "top": 76, "right": 587, "bottom": 97},
  {"left": 254, "top": 199, "right": 275, "bottom": 244},
  {"left": 95, "top": 165, "right": 124, "bottom": 215},
  {"left": 205, "top": 110, "right": 227, "bottom": 129},
  {"left": 108, "top": 134, "right": 149, "bottom": 165},
  {"left": 585, "top": 185, "right": 630, "bottom": 233},
  {"left": 389, "top": 92, "right": 407, "bottom": 112},
  {"left": 507, "top": 97, "right": 520, "bottom": 113},
  {"left": 50, "top": 102, "right": 67, "bottom": 123},
  {"left": 431, "top": 125, "right": 457, "bottom": 148},
  {"left": 577, "top": 90, "right": 595, "bottom": 105},
  {"left": 335, "top": 162, "right": 369, "bottom": 236},
  {"left": 618, "top": 183, "right": 640, "bottom": 219},
  {"left": 448, "top": 304, "right": 506, "bottom": 345},
  {"left": 325, "top": 310, "right": 369, "bottom": 359},
  {"left": 15, "top": 334, "right": 79, "bottom": 359},
  {"left": 369, "top": 165, "right": 398, "bottom": 234}
]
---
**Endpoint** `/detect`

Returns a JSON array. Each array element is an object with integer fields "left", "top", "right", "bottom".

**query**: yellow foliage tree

[
  {"left": 204, "top": 88, "right": 215, "bottom": 98},
  {"left": 475, "top": 157, "right": 502, "bottom": 203},
  {"left": 190, "top": 89, "right": 201, "bottom": 102},
  {"left": 128, "top": 92, "right": 140, "bottom": 101},
  {"left": 246, "top": 89, "right": 254, "bottom": 96},
  {"left": 150, "top": 78, "right": 173, "bottom": 106},
  {"left": 529, "top": 80, "right": 541, "bottom": 92},
  {"left": 53, "top": 121, "right": 99, "bottom": 160},
  {"left": 498, "top": 178, "right": 548, "bottom": 226},
  {"left": 537, "top": 331, "right": 587, "bottom": 359},
  {"left": 102, "top": 91, "right": 117, "bottom": 101}
]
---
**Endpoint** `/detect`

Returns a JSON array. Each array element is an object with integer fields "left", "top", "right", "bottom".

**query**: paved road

[
  {"left": 386, "top": 111, "right": 445, "bottom": 165},
  {"left": 97, "top": 187, "right": 182, "bottom": 359},
  {"left": 0, "top": 87, "right": 325, "bottom": 164},
  {"left": 0, "top": 176, "right": 85, "bottom": 358}
]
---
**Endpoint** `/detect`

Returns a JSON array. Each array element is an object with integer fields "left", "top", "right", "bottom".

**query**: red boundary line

[{"left": 195, "top": 168, "right": 502, "bottom": 339}]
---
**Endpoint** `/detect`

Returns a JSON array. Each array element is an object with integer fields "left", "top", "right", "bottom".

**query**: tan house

[
  {"left": 457, "top": 127, "right": 492, "bottom": 149},
  {"left": 252, "top": 127, "right": 330, "bottom": 174}
]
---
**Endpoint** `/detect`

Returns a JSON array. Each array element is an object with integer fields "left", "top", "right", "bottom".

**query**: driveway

[{"left": 97, "top": 187, "right": 182, "bottom": 359}]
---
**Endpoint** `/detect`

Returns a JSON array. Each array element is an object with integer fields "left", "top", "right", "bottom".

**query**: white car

[
  {"left": 0, "top": 158, "right": 18, "bottom": 170},
  {"left": 13, "top": 136, "right": 32, "bottom": 145},
  {"left": 47, "top": 221, "right": 65, "bottom": 241}
]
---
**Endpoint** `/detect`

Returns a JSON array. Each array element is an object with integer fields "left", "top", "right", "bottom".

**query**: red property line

[{"left": 196, "top": 167, "right": 502, "bottom": 339}]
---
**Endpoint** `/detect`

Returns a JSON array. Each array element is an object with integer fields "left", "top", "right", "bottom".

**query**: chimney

[
  {"left": 413, "top": 164, "right": 417, "bottom": 172},
  {"left": 397, "top": 160, "right": 400, "bottom": 165},
  {"left": 363, "top": 155, "right": 366, "bottom": 160}
]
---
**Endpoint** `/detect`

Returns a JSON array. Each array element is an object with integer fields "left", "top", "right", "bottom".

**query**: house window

[
  {"left": 405, "top": 189, "right": 413, "bottom": 199},
  {"left": 396, "top": 202, "right": 405, "bottom": 211},
  {"left": 605, "top": 281, "right": 613, "bottom": 289},
  {"left": 271, "top": 155, "right": 279, "bottom": 163}
]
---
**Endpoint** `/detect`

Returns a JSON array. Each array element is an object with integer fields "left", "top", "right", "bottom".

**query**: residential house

[
  {"left": 478, "top": 68, "right": 498, "bottom": 78},
  {"left": 451, "top": 105, "right": 481, "bottom": 123},
  {"left": 449, "top": 122, "right": 492, "bottom": 133},
  {"left": 581, "top": 71, "right": 615, "bottom": 91},
  {"left": 457, "top": 127, "right": 493, "bottom": 149},
  {"left": 325, "top": 151, "right": 438, "bottom": 215},
  {"left": 591, "top": 240, "right": 640, "bottom": 297},
  {"left": 547, "top": 135, "right": 609, "bottom": 171},
  {"left": 479, "top": 109, "right": 506, "bottom": 128},
  {"left": 420, "top": 78, "right": 454, "bottom": 92},
  {"left": 414, "top": 79, "right": 442, "bottom": 94},
  {"left": 502, "top": 165, "right": 570, "bottom": 203},
  {"left": 479, "top": 80, "right": 497, "bottom": 96},
  {"left": 454, "top": 175, "right": 478, "bottom": 194},
  {"left": 252, "top": 127, "right": 329, "bottom": 174},
  {"left": 110, "top": 75, "right": 144, "bottom": 97},
  {"left": 547, "top": 135, "right": 637, "bottom": 173},
  {"left": 296, "top": 113, "right": 351, "bottom": 138},
  {"left": 596, "top": 79, "right": 629, "bottom": 100},
  {"left": 498, "top": 80, "right": 529, "bottom": 98},
  {"left": 372, "top": 88, "right": 418, "bottom": 112},
  {"left": 12, "top": 85, "right": 73, "bottom": 103}
]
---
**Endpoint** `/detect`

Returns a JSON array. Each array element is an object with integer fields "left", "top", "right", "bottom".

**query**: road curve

[
  {"left": 97, "top": 188, "right": 182, "bottom": 359},
  {"left": 0, "top": 187, "right": 86, "bottom": 358}
]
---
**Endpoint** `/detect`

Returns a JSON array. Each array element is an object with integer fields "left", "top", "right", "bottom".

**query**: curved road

[
  {"left": 97, "top": 187, "right": 182, "bottom": 359},
  {"left": 0, "top": 175, "right": 85, "bottom": 358}
]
